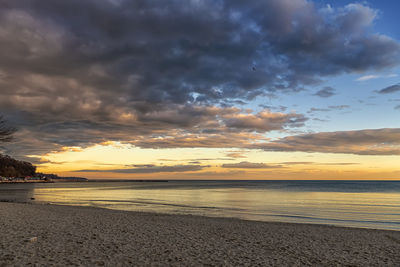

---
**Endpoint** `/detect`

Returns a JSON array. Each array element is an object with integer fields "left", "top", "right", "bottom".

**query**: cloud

[
  {"left": 183, "top": 170, "right": 246, "bottom": 178},
  {"left": 184, "top": 158, "right": 234, "bottom": 161},
  {"left": 356, "top": 75, "right": 379, "bottom": 81},
  {"left": 76, "top": 164, "right": 207, "bottom": 173},
  {"left": 308, "top": 108, "right": 330, "bottom": 113},
  {"left": 278, "top": 161, "right": 315, "bottom": 165},
  {"left": 377, "top": 84, "right": 400, "bottom": 94},
  {"left": 223, "top": 111, "right": 307, "bottom": 132},
  {"left": 356, "top": 74, "right": 398, "bottom": 81},
  {"left": 129, "top": 131, "right": 265, "bottom": 149},
  {"left": 307, "top": 105, "right": 349, "bottom": 114},
  {"left": 313, "top": 87, "right": 336, "bottom": 98},
  {"left": 252, "top": 128, "right": 400, "bottom": 155},
  {"left": 278, "top": 161, "right": 358, "bottom": 166},
  {"left": 2, "top": 106, "right": 306, "bottom": 159},
  {"left": 395, "top": 105, "right": 400, "bottom": 110},
  {"left": 328, "top": 105, "right": 350, "bottom": 110},
  {"left": 225, "top": 151, "right": 248, "bottom": 159},
  {"left": 221, "top": 161, "right": 282, "bottom": 169},
  {"left": 312, "top": 118, "right": 329, "bottom": 122},
  {"left": 0, "top": 0, "right": 399, "bottom": 159},
  {"left": 258, "top": 105, "right": 287, "bottom": 112}
]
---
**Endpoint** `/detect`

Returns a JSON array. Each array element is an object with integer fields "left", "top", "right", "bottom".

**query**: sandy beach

[{"left": 1, "top": 202, "right": 399, "bottom": 266}]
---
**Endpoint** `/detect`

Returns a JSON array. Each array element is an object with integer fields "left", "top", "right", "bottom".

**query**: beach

[{"left": 1, "top": 202, "right": 399, "bottom": 266}]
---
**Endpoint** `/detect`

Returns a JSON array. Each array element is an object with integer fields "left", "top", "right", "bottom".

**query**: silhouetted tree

[
  {"left": 0, "top": 154, "right": 36, "bottom": 177},
  {"left": 0, "top": 115, "right": 16, "bottom": 143},
  {"left": 0, "top": 116, "right": 32, "bottom": 178}
]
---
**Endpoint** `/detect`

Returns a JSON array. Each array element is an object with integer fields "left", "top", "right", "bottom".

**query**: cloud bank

[
  {"left": 377, "top": 84, "right": 400, "bottom": 94},
  {"left": 222, "top": 161, "right": 282, "bottom": 169},
  {"left": 0, "top": 0, "right": 399, "bottom": 159},
  {"left": 76, "top": 164, "right": 207, "bottom": 174},
  {"left": 313, "top": 87, "right": 336, "bottom": 98},
  {"left": 253, "top": 128, "right": 400, "bottom": 155}
]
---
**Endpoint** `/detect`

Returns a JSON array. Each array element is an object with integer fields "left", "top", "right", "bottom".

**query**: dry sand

[{"left": 1, "top": 202, "right": 400, "bottom": 266}]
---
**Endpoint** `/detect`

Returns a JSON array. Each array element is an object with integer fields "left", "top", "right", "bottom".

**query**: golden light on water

[{"left": 29, "top": 181, "right": 400, "bottom": 230}]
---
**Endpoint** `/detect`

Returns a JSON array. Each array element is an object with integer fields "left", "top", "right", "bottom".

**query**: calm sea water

[{"left": 1, "top": 180, "right": 400, "bottom": 230}]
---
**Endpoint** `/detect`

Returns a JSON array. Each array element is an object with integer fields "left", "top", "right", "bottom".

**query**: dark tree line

[
  {"left": 0, "top": 154, "right": 36, "bottom": 177},
  {"left": 0, "top": 115, "right": 36, "bottom": 177}
]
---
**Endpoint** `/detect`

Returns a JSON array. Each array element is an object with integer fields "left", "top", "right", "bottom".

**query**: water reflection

[
  {"left": 2, "top": 181, "right": 400, "bottom": 230},
  {"left": 0, "top": 183, "right": 35, "bottom": 202}
]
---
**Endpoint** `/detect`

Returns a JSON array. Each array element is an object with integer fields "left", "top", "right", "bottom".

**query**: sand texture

[{"left": 1, "top": 202, "right": 400, "bottom": 266}]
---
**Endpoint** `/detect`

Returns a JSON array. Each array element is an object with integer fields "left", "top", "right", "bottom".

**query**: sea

[{"left": 1, "top": 180, "right": 400, "bottom": 231}]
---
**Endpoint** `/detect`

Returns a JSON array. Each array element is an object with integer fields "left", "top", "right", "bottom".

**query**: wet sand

[{"left": 1, "top": 202, "right": 399, "bottom": 266}]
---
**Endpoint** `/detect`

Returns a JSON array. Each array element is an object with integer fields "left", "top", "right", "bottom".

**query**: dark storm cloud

[
  {"left": 0, "top": 0, "right": 399, "bottom": 158},
  {"left": 76, "top": 164, "right": 207, "bottom": 173},
  {"left": 377, "top": 84, "right": 400, "bottom": 94},
  {"left": 313, "top": 87, "right": 336, "bottom": 98}
]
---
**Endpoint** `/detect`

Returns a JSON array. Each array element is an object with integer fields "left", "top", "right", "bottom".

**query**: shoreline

[
  {"left": 1, "top": 201, "right": 400, "bottom": 266},
  {"left": 2, "top": 199, "right": 400, "bottom": 233}
]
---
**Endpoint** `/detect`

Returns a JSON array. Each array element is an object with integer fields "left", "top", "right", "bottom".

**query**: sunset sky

[{"left": 1, "top": 0, "right": 400, "bottom": 179}]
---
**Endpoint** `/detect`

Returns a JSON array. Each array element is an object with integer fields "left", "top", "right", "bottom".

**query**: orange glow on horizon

[{"left": 34, "top": 142, "right": 400, "bottom": 180}]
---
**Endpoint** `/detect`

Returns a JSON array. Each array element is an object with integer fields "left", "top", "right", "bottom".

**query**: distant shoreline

[
  {"left": 0, "top": 180, "right": 53, "bottom": 184},
  {"left": 0, "top": 179, "right": 170, "bottom": 184},
  {"left": 0, "top": 176, "right": 88, "bottom": 183},
  {"left": 87, "top": 179, "right": 169, "bottom": 182}
]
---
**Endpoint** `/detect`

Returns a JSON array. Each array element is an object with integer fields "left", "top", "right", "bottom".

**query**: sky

[{"left": 0, "top": 0, "right": 400, "bottom": 180}]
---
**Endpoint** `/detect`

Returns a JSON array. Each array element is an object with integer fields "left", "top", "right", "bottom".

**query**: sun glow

[{"left": 35, "top": 142, "right": 400, "bottom": 180}]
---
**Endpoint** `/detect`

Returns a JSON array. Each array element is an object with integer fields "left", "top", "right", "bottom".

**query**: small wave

[
  {"left": 88, "top": 199, "right": 247, "bottom": 212},
  {"left": 264, "top": 213, "right": 400, "bottom": 225}
]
